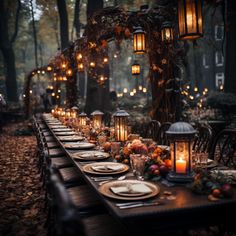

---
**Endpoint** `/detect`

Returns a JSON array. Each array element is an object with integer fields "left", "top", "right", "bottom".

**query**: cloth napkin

[
  {"left": 92, "top": 164, "right": 123, "bottom": 172},
  {"left": 110, "top": 183, "right": 152, "bottom": 194}
]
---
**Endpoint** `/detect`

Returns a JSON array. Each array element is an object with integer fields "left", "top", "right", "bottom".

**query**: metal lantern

[
  {"left": 178, "top": 0, "right": 203, "bottom": 40},
  {"left": 71, "top": 106, "right": 79, "bottom": 119},
  {"left": 91, "top": 110, "right": 104, "bottom": 129},
  {"left": 133, "top": 27, "right": 146, "bottom": 54},
  {"left": 77, "top": 63, "right": 84, "bottom": 72},
  {"left": 166, "top": 122, "right": 196, "bottom": 182},
  {"left": 78, "top": 112, "right": 88, "bottom": 126},
  {"left": 113, "top": 110, "right": 130, "bottom": 142},
  {"left": 161, "top": 22, "right": 174, "bottom": 43},
  {"left": 131, "top": 61, "right": 141, "bottom": 75}
]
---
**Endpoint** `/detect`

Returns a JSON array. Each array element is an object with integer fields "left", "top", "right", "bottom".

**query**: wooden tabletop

[{"left": 43, "top": 114, "right": 236, "bottom": 233}]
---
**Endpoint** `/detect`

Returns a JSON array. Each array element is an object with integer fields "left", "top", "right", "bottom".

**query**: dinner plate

[
  {"left": 58, "top": 136, "right": 85, "bottom": 142},
  {"left": 72, "top": 150, "right": 110, "bottom": 161},
  {"left": 98, "top": 180, "right": 160, "bottom": 201},
  {"left": 53, "top": 128, "right": 73, "bottom": 132},
  {"left": 50, "top": 125, "right": 67, "bottom": 129},
  {"left": 83, "top": 162, "right": 129, "bottom": 175},
  {"left": 64, "top": 142, "right": 95, "bottom": 150},
  {"left": 56, "top": 132, "right": 77, "bottom": 136}
]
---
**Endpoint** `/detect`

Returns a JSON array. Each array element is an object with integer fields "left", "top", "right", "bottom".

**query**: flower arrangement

[{"left": 113, "top": 138, "right": 171, "bottom": 180}]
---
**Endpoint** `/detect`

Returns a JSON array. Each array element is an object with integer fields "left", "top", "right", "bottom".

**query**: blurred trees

[{"left": 0, "top": 0, "right": 21, "bottom": 102}]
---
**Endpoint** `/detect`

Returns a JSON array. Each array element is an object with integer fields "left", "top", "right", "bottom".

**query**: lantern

[
  {"left": 77, "top": 63, "right": 84, "bottom": 72},
  {"left": 71, "top": 106, "right": 79, "bottom": 118},
  {"left": 166, "top": 122, "right": 196, "bottom": 182},
  {"left": 178, "top": 0, "right": 203, "bottom": 40},
  {"left": 161, "top": 22, "right": 174, "bottom": 43},
  {"left": 113, "top": 110, "right": 130, "bottom": 142},
  {"left": 76, "top": 53, "right": 83, "bottom": 61},
  {"left": 131, "top": 61, "right": 141, "bottom": 75},
  {"left": 78, "top": 112, "right": 88, "bottom": 126},
  {"left": 91, "top": 110, "right": 104, "bottom": 129},
  {"left": 90, "top": 61, "right": 96, "bottom": 68},
  {"left": 103, "top": 57, "right": 109, "bottom": 64},
  {"left": 66, "top": 68, "right": 73, "bottom": 76},
  {"left": 133, "top": 27, "right": 146, "bottom": 54}
]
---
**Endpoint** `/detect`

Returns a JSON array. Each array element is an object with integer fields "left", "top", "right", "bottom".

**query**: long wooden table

[{"left": 43, "top": 114, "right": 236, "bottom": 234}]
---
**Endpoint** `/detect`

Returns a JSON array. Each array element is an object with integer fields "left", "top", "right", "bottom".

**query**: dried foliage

[{"left": 0, "top": 123, "right": 46, "bottom": 236}]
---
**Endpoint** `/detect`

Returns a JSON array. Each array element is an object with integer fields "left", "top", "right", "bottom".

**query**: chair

[
  {"left": 156, "top": 122, "right": 172, "bottom": 145},
  {"left": 50, "top": 171, "right": 129, "bottom": 236},
  {"left": 193, "top": 124, "right": 213, "bottom": 153},
  {"left": 145, "top": 120, "right": 161, "bottom": 141},
  {"left": 209, "top": 129, "right": 236, "bottom": 168}
]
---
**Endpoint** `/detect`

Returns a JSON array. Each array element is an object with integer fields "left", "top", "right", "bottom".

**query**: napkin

[
  {"left": 92, "top": 164, "right": 123, "bottom": 172},
  {"left": 110, "top": 183, "right": 152, "bottom": 194}
]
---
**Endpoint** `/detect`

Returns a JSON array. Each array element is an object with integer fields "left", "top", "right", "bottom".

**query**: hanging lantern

[
  {"left": 91, "top": 110, "right": 104, "bottom": 129},
  {"left": 166, "top": 122, "right": 196, "bottom": 183},
  {"left": 76, "top": 53, "right": 83, "bottom": 61},
  {"left": 103, "top": 57, "right": 109, "bottom": 64},
  {"left": 47, "top": 65, "right": 53, "bottom": 72},
  {"left": 90, "top": 61, "right": 96, "bottom": 68},
  {"left": 161, "top": 22, "right": 174, "bottom": 43},
  {"left": 133, "top": 27, "right": 146, "bottom": 54},
  {"left": 77, "top": 63, "right": 84, "bottom": 72},
  {"left": 71, "top": 106, "right": 79, "bottom": 119},
  {"left": 178, "top": 0, "right": 203, "bottom": 40},
  {"left": 61, "top": 61, "right": 68, "bottom": 70},
  {"left": 113, "top": 110, "right": 130, "bottom": 142},
  {"left": 78, "top": 112, "right": 88, "bottom": 126},
  {"left": 131, "top": 61, "right": 141, "bottom": 75},
  {"left": 66, "top": 68, "right": 73, "bottom": 76}
]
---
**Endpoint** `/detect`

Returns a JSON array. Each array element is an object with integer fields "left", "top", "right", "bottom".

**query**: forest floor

[{"left": 0, "top": 122, "right": 46, "bottom": 236}]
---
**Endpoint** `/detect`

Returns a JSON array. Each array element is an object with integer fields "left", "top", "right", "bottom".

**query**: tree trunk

[
  {"left": 224, "top": 0, "right": 236, "bottom": 94},
  {"left": 0, "top": 1, "right": 19, "bottom": 102},
  {"left": 74, "top": 0, "right": 81, "bottom": 38},
  {"left": 1, "top": 47, "right": 18, "bottom": 102},
  {"left": 56, "top": 0, "right": 69, "bottom": 50},
  {"left": 85, "top": 0, "right": 111, "bottom": 115},
  {"left": 30, "top": 0, "right": 38, "bottom": 68}
]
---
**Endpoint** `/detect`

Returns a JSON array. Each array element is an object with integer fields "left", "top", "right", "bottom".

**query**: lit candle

[{"left": 176, "top": 156, "right": 187, "bottom": 174}]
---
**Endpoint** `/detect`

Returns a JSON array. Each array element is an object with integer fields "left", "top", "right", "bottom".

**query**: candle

[{"left": 176, "top": 157, "right": 187, "bottom": 174}]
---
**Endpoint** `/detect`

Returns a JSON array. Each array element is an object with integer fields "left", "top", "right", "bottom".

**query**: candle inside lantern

[{"left": 176, "top": 155, "right": 187, "bottom": 174}]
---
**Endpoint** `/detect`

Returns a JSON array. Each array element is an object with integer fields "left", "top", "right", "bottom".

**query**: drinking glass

[
  {"left": 130, "top": 154, "right": 148, "bottom": 180},
  {"left": 111, "top": 142, "right": 121, "bottom": 158}
]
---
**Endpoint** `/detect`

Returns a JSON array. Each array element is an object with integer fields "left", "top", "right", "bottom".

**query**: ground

[{"left": 0, "top": 122, "right": 46, "bottom": 236}]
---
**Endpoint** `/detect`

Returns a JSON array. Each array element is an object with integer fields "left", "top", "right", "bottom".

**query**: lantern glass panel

[
  {"left": 93, "top": 115, "right": 102, "bottom": 129},
  {"left": 132, "top": 64, "right": 141, "bottom": 75},
  {"left": 171, "top": 141, "right": 192, "bottom": 174},
  {"left": 133, "top": 31, "right": 146, "bottom": 54},
  {"left": 178, "top": 0, "right": 203, "bottom": 40},
  {"left": 114, "top": 116, "right": 128, "bottom": 141}
]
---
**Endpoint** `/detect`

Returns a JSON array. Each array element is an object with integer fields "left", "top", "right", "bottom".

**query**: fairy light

[
  {"left": 138, "top": 85, "right": 143, "bottom": 90},
  {"left": 142, "top": 87, "right": 147, "bottom": 93},
  {"left": 123, "top": 88, "right": 128, "bottom": 93},
  {"left": 130, "top": 91, "right": 134, "bottom": 96}
]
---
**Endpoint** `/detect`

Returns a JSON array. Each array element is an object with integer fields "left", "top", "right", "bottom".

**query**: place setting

[
  {"left": 72, "top": 150, "right": 110, "bottom": 161},
  {"left": 98, "top": 179, "right": 160, "bottom": 201},
  {"left": 55, "top": 131, "right": 77, "bottom": 136},
  {"left": 58, "top": 136, "right": 85, "bottom": 142},
  {"left": 53, "top": 128, "right": 73, "bottom": 132},
  {"left": 64, "top": 142, "right": 95, "bottom": 150},
  {"left": 82, "top": 162, "right": 129, "bottom": 175}
]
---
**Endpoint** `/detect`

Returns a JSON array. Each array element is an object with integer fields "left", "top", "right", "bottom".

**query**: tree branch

[{"left": 10, "top": 0, "right": 21, "bottom": 43}]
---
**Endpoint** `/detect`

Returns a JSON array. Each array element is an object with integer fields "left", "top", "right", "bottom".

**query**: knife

[{"left": 118, "top": 201, "right": 164, "bottom": 209}]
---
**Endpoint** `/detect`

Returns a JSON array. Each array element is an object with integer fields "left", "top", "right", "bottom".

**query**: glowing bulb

[
  {"left": 142, "top": 88, "right": 147, "bottom": 93},
  {"left": 123, "top": 88, "right": 128, "bottom": 93}
]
